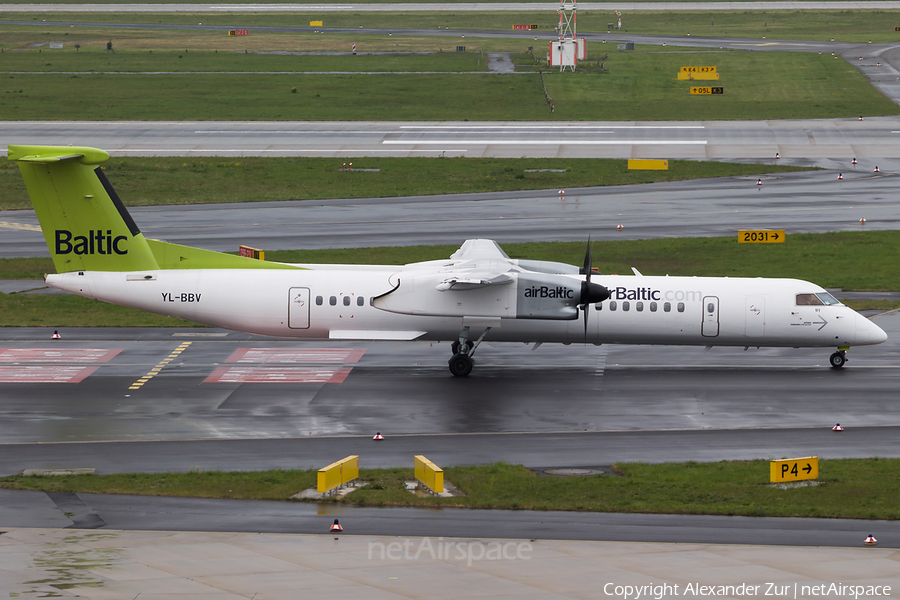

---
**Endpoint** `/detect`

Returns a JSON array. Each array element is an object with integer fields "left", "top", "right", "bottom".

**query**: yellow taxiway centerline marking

[{"left": 127, "top": 341, "right": 192, "bottom": 390}]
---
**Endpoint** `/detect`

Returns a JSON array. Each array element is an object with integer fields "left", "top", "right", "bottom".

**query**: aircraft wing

[{"left": 449, "top": 239, "right": 510, "bottom": 262}]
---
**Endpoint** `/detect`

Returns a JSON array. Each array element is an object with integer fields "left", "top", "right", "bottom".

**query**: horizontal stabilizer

[{"left": 8, "top": 145, "right": 110, "bottom": 165}]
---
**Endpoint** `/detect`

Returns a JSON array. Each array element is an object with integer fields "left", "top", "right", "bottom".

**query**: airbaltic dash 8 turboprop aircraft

[{"left": 11, "top": 145, "right": 887, "bottom": 376}]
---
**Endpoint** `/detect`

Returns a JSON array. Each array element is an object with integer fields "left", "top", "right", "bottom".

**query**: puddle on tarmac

[{"left": 18, "top": 532, "right": 122, "bottom": 597}]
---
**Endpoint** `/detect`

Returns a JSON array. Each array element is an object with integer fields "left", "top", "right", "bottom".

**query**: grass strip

[
  {"left": 0, "top": 292, "right": 206, "bottom": 327},
  {"left": 3, "top": 459, "right": 899, "bottom": 519},
  {"left": 0, "top": 50, "right": 894, "bottom": 121},
  {"left": 0, "top": 157, "right": 809, "bottom": 211},
  {"left": 4, "top": 231, "right": 900, "bottom": 288}
]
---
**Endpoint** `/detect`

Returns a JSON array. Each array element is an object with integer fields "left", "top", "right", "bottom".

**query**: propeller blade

[
  {"left": 583, "top": 300, "right": 589, "bottom": 336},
  {"left": 582, "top": 237, "right": 593, "bottom": 337},
  {"left": 581, "top": 236, "right": 593, "bottom": 284}
]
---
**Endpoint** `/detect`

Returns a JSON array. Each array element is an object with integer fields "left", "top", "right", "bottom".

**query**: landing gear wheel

[
  {"left": 830, "top": 351, "right": 847, "bottom": 369},
  {"left": 451, "top": 341, "right": 460, "bottom": 355},
  {"left": 448, "top": 353, "right": 474, "bottom": 377}
]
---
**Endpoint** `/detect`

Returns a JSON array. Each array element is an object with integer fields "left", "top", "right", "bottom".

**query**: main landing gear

[
  {"left": 448, "top": 326, "right": 491, "bottom": 377},
  {"left": 830, "top": 349, "right": 847, "bottom": 369}
]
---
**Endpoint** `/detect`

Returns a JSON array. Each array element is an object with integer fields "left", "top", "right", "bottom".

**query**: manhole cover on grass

[{"left": 543, "top": 468, "right": 603, "bottom": 476}]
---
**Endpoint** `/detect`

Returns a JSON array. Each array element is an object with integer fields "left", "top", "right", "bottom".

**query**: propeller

[{"left": 579, "top": 236, "right": 610, "bottom": 336}]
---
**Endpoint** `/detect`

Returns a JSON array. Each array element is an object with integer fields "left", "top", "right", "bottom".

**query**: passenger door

[
  {"left": 702, "top": 296, "right": 719, "bottom": 337},
  {"left": 745, "top": 296, "right": 765, "bottom": 337},
  {"left": 288, "top": 287, "right": 310, "bottom": 329}
]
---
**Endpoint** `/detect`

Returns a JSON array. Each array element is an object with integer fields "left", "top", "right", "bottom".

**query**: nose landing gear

[
  {"left": 448, "top": 352, "right": 474, "bottom": 377},
  {"left": 448, "top": 326, "right": 491, "bottom": 377},
  {"left": 829, "top": 349, "right": 847, "bottom": 369}
]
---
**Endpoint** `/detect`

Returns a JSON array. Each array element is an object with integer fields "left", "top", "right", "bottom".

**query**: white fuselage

[{"left": 46, "top": 264, "right": 888, "bottom": 350}]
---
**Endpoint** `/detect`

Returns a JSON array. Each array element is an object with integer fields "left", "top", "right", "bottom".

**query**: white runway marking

[
  {"left": 400, "top": 125, "right": 706, "bottom": 129},
  {"left": 106, "top": 148, "right": 468, "bottom": 153},
  {"left": 383, "top": 140, "right": 709, "bottom": 145}
]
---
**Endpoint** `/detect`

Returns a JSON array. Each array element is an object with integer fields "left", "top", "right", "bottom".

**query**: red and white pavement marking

[
  {"left": 0, "top": 348, "right": 123, "bottom": 363},
  {"left": 0, "top": 366, "right": 99, "bottom": 383},
  {"left": 224, "top": 348, "right": 366, "bottom": 364},
  {"left": 203, "top": 366, "right": 353, "bottom": 384}
]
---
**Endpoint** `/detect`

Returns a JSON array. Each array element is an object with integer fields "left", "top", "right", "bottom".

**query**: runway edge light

[
  {"left": 330, "top": 519, "right": 343, "bottom": 533},
  {"left": 833, "top": 423, "right": 844, "bottom": 431},
  {"left": 865, "top": 534, "right": 877, "bottom": 545},
  {"left": 51, "top": 330, "right": 60, "bottom": 339}
]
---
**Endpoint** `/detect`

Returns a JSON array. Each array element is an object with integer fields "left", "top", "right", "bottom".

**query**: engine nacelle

[{"left": 515, "top": 273, "right": 583, "bottom": 320}]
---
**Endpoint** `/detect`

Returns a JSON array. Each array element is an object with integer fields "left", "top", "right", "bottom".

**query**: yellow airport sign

[
  {"left": 628, "top": 159, "right": 668, "bottom": 170},
  {"left": 680, "top": 66, "right": 717, "bottom": 73},
  {"left": 414, "top": 455, "right": 444, "bottom": 494},
  {"left": 739, "top": 230, "right": 785, "bottom": 243},
  {"left": 310, "top": 20, "right": 323, "bottom": 26},
  {"left": 317, "top": 455, "right": 359, "bottom": 494},
  {"left": 770, "top": 456, "right": 818, "bottom": 483},
  {"left": 691, "top": 87, "right": 724, "bottom": 95}
]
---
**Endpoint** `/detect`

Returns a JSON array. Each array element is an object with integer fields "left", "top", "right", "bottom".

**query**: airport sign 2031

[
  {"left": 690, "top": 87, "right": 723, "bottom": 95},
  {"left": 739, "top": 230, "right": 785, "bottom": 243}
]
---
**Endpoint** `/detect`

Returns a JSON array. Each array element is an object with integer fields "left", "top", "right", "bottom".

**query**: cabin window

[
  {"left": 650, "top": 302, "right": 657, "bottom": 312},
  {"left": 636, "top": 301, "right": 644, "bottom": 312},
  {"left": 707, "top": 302, "right": 715, "bottom": 313},
  {"left": 622, "top": 301, "right": 630, "bottom": 312},
  {"left": 609, "top": 301, "right": 617, "bottom": 311},
  {"left": 343, "top": 296, "right": 351, "bottom": 306},
  {"left": 677, "top": 302, "right": 685, "bottom": 313},
  {"left": 329, "top": 296, "right": 337, "bottom": 306},
  {"left": 595, "top": 302, "right": 602, "bottom": 311},
  {"left": 316, "top": 296, "right": 323, "bottom": 306},
  {"left": 357, "top": 296, "right": 365, "bottom": 306},
  {"left": 664, "top": 302, "right": 671, "bottom": 312}
]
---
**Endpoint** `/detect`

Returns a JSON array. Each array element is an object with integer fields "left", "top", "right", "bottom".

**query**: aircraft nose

[{"left": 856, "top": 314, "right": 888, "bottom": 345}]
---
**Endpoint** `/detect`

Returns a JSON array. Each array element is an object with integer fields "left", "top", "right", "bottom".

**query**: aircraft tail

[{"left": 9, "top": 145, "right": 160, "bottom": 273}]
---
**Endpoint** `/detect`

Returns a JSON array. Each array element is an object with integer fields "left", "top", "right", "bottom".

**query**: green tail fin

[
  {"left": 9, "top": 145, "right": 160, "bottom": 273},
  {"left": 10, "top": 145, "right": 303, "bottom": 273}
]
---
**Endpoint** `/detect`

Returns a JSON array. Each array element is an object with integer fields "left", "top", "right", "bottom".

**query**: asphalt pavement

[{"left": 3, "top": 168, "right": 898, "bottom": 256}]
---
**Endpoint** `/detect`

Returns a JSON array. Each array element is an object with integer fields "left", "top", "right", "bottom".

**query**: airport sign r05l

[{"left": 690, "top": 87, "right": 723, "bottom": 95}]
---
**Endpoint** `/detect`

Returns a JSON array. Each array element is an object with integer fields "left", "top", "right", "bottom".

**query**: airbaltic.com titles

[{"left": 603, "top": 582, "right": 892, "bottom": 600}]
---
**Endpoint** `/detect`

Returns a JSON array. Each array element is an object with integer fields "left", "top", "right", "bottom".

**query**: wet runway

[
  {"left": 1, "top": 311, "right": 898, "bottom": 550},
  {"left": 2, "top": 170, "right": 898, "bottom": 257},
  {"left": 0, "top": 313, "right": 896, "bottom": 459},
  {"left": 4, "top": 2, "right": 900, "bottom": 12},
  {"left": 5, "top": 488, "right": 900, "bottom": 548}
]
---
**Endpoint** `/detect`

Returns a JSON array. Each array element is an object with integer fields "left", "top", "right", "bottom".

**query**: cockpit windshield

[
  {"left": 816, "top": 292, "right": 841, "bottom": 305},
  {"left": 796, "top": 292, "right": 841, "bottom": 306}
]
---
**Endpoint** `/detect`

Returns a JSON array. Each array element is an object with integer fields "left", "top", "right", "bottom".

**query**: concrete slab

[{"left": 3, "top": 528, "right": 899, "bottom": 600}]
